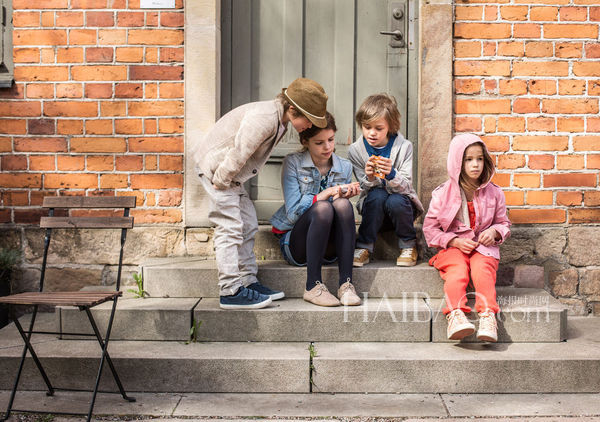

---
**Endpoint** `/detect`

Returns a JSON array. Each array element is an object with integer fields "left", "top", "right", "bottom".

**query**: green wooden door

[{"left": 221, "top": 0, "right": 418, "bottom": 222}]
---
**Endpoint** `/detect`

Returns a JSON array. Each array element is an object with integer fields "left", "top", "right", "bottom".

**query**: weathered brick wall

[
  {"left": 454, "top": 0, "right": 600, "bottom": 225},
  {"left": 0, "top": 0, "right": 184, "bottom": 225}
]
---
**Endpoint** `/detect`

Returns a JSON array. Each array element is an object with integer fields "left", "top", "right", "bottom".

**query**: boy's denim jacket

[{"left": 270, "top": 150, "right": 353, "bottom": 231}]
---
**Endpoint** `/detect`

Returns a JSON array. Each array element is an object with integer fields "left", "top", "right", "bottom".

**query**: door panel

[{"left": 221, "top": 0, "right": 418, "bottom": 223}]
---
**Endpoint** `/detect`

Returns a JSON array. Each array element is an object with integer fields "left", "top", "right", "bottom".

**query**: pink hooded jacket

[{"left": 423, "top": 134, "right": 511, "bottom": 260}]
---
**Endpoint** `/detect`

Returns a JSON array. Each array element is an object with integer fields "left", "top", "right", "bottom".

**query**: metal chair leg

[{"left": 84, "top": 307, "right": 135, "bottom": 422}]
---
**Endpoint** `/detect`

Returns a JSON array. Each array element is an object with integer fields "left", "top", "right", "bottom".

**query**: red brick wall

[
  {"left": 0, "top": 0, "right": 184, "bottom": 225},
  {"left": 454, "top": 1, "right": 600, "bottom": 225}
]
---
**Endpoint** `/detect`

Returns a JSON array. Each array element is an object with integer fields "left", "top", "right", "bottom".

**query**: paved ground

[{"left": 2, "top": 391, "right": 600, "bottom": 421}]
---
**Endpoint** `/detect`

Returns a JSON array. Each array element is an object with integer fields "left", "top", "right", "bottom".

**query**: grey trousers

[{"left": 199, "top": 176, "right": 259, "bottom": 296}]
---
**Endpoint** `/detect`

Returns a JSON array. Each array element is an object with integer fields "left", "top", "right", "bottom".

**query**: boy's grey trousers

[{"left": 199, "top": 175, "right": 259, "bottom": 296}]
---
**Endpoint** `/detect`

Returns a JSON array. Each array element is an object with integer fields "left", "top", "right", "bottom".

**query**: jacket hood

[
  {"left": 435, "top": 134, "right": 494, "bottom": 231},
  {"left": 447, "top": 133, "right": 494, "bottom": 188}
]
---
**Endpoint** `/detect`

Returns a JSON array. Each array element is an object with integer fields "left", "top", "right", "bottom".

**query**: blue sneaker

[
  {"left": 219, "top": 286, "right": 272, "bottom": 310},
  {"left": 247, "top": 282, "right": 285, "bottom": 301}
]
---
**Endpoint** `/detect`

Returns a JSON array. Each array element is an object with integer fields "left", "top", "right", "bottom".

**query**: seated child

[
  {"left": 348, "top": 94, "right": 423, "bottom": 267},
  {"left": 423, "top": 133, "right": 511, "bottom": 342},
  {"left": 193, "top": 78, "right": 329, "bottom": 309},
  {"left": 270, "top": 112, "right": 362, "bottom": 307}
]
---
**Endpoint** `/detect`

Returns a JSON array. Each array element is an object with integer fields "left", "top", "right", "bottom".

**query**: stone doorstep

[
  {"left": 58, "top": 298, "right": 200, "bottom": 341},
  {"left": 55, "top": 288, "right": 567, "bottom": 343},
  {"left": 1, "top": 316, "right": 600, "bottom": 394},
  {"left": 142, "top": 258, "right": 445, "bottom": 299}
]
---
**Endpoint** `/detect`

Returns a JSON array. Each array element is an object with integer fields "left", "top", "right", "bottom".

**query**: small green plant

[
  {"left": 188, "top": 318, "right": 202, "bottom": 343},
  {"left": 0, "top": 248, "right": 19, "bottom": 280},
  {"left": 127, "top": 272, "right": 149, "bottom": 298},
  {"left": 308, "top": 342, "right": 317, "bottom": 389}
]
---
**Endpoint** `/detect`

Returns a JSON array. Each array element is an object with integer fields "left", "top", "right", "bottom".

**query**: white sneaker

[
  {"left": 446, "top": 309, "right": 476, "bottom": 340},
  {"left": 477, "top": 309, "right": 498, "bottom": 342}
]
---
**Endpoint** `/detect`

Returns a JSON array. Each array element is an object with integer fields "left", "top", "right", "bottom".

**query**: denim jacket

[{"left": 270, "top": 150, "right": 353, "bottom": 231}]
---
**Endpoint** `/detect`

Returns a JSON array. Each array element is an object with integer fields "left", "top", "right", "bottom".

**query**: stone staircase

[{"left": 2, "top": 253, "right": 600, "bottom": 395}]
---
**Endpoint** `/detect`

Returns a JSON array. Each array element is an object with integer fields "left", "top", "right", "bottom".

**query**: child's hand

[
  {"left": 316, "top": 186, "right": 338, "bottom": 202},
  {"left": 335, "top": 182, "right": 361, "bottom": 199},
  {"left": 376, "top": 157, "right": 393, "bottom": 176},
  {"left": 449, "top": 237, "right": 479, "bottom": 254},
  {"left": 478, "top": 228, "right": 498, "bottom": 246},
  {"left": 365, "top": 159, "right": 376, "bottom": 180}
]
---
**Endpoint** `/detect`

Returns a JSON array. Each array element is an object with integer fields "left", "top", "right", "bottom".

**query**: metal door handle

[{"left": 379, "top": 30, "right": 403, "bottom": 41}]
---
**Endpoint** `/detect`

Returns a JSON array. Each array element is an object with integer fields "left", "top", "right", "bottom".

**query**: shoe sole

[
  {"left": 269, "top": 292, "right": 285, "bottom": 301},
  {"left": 448, "top": 326, "right": 476, "bottom": 340},
  {"left": 303, "top": 297, "right": 340, "bottom": 307},
  {"left": 353, "top": 259, "right": 369, "bottom": 267},
  {"left": 477, "top": 332, "right": 498, "bottom": 342},
  {"left": 396, "top": 261, "right": 417, "bottom": 267},
  {"left": 219, "top": 297, "right": 272, "bottom": 310}
]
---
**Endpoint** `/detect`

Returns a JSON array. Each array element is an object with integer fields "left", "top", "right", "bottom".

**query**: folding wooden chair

[{"left": 0, "top": 196, "right": 137, "bottom": 422}]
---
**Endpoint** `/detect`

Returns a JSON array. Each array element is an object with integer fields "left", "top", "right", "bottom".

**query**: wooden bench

[{"left": 0, "top": 196, "right": 137, "bottom": 422}]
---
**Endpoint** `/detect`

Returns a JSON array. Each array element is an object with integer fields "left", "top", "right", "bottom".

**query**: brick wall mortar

[
  {"left": 1, "top": 1, "right": 184, "bottom": 225},
  {"left": 454, "top": 0, "right": 600, "bottom": 224}
]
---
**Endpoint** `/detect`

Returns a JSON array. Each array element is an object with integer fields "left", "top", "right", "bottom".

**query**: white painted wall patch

[{"left": 140, "top": 0, "right": 175, "bottom": 9}]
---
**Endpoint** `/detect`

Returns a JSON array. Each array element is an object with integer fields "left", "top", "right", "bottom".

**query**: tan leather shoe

[
  {"left": 353, "top": 248, "right": 370, "bottom": 267},
  {"left": 337, "top": 280, "right": 361, "bottom": 306},
  {"left": 303, "top": 281, "right": 340, "bottom": 307},
  {"left": 396, "top": 247, "right": 417, "bottom": 267}
]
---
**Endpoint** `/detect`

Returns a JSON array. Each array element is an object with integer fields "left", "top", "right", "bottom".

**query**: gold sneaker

[
  {"left": 477, "top": 309, "right": 498, "bottom": 343},
  {"left": 396, "top": 247, "right": 417, "bottom": 267},
  {"left": 353, "top": 248, "right": 370, "bottom": 267},
  {"left": 337, "top": 279, "right": 361, "bottom": 306},
  {"left": 446, "top": 309, "right": 476, "bottom": 340},
  {"left": 303, "top": 281, "right": 340, "bottom": 307}
]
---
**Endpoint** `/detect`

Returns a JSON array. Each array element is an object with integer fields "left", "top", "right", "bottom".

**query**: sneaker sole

[
  {"left": 353, "top": 259, "right": 369, "bottom": 267},
  {"left": 219, "top": 297, "right": 272, "bottom": 310},
  {"left": 269, "top": 292, "right": 285, "bottom": 301},
  {"left": 448, "top": 326, "right": 476, "bottom": 340},
  {"left": 477, "top": 332, "right": 498, "bottom": 342},
  {"left": 396, "top": 260, "right": 417, "bottom": 267}
]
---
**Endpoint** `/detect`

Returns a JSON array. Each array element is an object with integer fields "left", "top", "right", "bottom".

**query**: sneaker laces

[
  {"left": 354, "top": 249, "right": 367, "bottom": 259},
  {"left": 313, "top": 281, "right": 328, "bottom": 295},
  {"left": 400, "top": 248, "right": 415, "bottom": 258},
  {"left": 446, "top": 309, "right": 469, "bottom": 325},
  {"left": 339, "top": 278, "right": 355, "bottom": 295},
  {"left": 479, "top": 310, "right": 497, "bottom": 331}
]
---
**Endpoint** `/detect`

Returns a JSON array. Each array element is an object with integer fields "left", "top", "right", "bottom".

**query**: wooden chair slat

[
  {"left": 43, "top": 196, "right": 136, "bottom": 209},
  {"left": 40, "top": 217, "right": 134, "bottom": 229},
  {"left": 0, "top": 291, "right": 121, "bottom": 307}
]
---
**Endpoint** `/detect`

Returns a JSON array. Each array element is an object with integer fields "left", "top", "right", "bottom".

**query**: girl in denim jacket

[{"left": 271, "top": 113, "right": 362, "bottom": 307}]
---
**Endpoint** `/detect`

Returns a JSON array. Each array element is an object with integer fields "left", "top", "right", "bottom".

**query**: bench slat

[
  {"left": 0, "top": 291, "right": 121, "bottom": 307},
  {"left": 40, "top": 217, "right": 134, "bottom": 229},
  {"left": 43, "top": 196, "right": 136, "bottom": 209}
]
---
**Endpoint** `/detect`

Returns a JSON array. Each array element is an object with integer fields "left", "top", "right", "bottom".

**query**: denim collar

[{"left": 300, "top": 149, "right": 344, "bottom": 174}]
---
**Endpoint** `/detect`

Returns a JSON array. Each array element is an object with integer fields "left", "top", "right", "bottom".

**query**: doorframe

[{"left": 184, "top": 0, "right": 453, "bottom": 227}]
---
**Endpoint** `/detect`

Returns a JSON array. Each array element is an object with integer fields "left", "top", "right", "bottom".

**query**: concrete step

[
  {"left": 56, "top": 288, "right": 566, "bottom": 342},
  {"left": 430, "top": 288, "right": 568, "bottom": 343},
  {"left": 58, "top": 298, "right": 199, "bottom": 341},
  {"left": 193, "top": 298, "right": 432, "bottom": 342},
  {"left": 311, "top": 317, "right": 600, "bottom": 394},
  {"left": 143, "top": 258, "right": 444, "bottom": 299},
  {"left": 1, "top": 314, "right": 599, "bottom": 394}
]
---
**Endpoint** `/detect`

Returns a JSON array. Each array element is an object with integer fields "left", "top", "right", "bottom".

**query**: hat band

[{"left": 284, "top": 89, "right": 325, "bottom": 120}]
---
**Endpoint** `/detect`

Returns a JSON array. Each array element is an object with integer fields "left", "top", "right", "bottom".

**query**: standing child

[
  {"left": 193, "top": 78, "right": 329, "bottom": 309},
  {"left": 348, "top": 94, "right": 423, "bottom": 267},
  {"left": 423, "top": 133, "right": 511, "bottom": 342}
]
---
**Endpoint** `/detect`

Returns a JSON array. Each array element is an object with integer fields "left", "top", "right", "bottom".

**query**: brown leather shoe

[
  {"left": 303, "top": 281, "right": 340, "bottom": 307},
  {"left": 353, "top": 248, "right": 370, "bottom": 267},
  {"left": 337, "top": 280, "right": 361, "bottom": 306},
  {"left": 396, "top": 247, "right": 417, "bottom": 267}
]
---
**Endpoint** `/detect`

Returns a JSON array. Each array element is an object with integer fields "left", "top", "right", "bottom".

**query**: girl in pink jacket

[{"left": 423, "top": 134, "right": 511, "bottom": 342}]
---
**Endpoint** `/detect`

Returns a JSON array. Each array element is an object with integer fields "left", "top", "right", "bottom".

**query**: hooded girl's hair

[
  {"left": 459, "top": 141, "right": 495, "bottom": 194},
  {"left": 298, "top": 112, "right": 336, "bottom": 152}
]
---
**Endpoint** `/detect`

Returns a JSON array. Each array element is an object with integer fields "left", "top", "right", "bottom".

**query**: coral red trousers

[{"left": 429, "top": 247, "right": 500, "bottom": 315}]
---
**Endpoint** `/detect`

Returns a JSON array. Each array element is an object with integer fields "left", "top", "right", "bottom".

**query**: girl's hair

[
  {"left": 298, "top": 112, "right": 336, "bottom": 151},
  {"left": 459, "top": 142, "right": 495, "bottom": 193},
  {"left": 355, "top": 93, "right": 401, "bottom": 134},
  {"left": 276, "top": 93, "right": 302, "bottom": 118}
]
